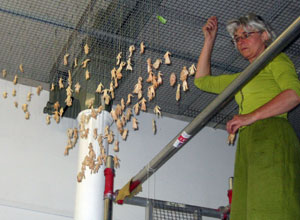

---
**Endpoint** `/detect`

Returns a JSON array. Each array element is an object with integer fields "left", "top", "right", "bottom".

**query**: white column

[{"left": 74, "top": 109, "right": 113, "bottom": 220}]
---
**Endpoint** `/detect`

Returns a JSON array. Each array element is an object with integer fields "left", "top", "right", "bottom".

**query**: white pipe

[{"left": 74, "top": 109, "right": 113, "bottom": 220}]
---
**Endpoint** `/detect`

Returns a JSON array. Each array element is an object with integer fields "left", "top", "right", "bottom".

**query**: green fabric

[
  {"left": 194, "top": 53, "right": 300, "bottom": 118},
  {"left": 231, "top": 117, "right": 300, "bottom": 220}
]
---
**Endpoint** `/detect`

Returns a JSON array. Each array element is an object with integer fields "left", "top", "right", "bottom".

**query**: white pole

[{"left": 74, "top": 109, "right": 113, "bottom": 220}]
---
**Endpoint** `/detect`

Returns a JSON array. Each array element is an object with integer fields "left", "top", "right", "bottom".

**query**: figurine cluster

[{"left": 1, "top": 67, "right": 43, "bottom": 120}]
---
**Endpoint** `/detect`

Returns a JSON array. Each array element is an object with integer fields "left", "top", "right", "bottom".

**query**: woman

[{"left": 194, "top": 13, "right": 300, "bottom": 219}]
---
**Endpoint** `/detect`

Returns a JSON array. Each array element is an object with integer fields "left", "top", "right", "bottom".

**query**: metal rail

[{"left": 116, "top": 16, "right": 300, "bottom": 202}]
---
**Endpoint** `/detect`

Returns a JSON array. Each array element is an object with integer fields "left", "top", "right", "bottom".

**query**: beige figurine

[
  {"left": 36, "top": 86, "right": 42, "bottom": 96},
  {"left": 113, "top": 140, "right": 119, "bottom": 152},
  {"left": 116, "top": 52, "right": 122, "bottom": 66},
  {"left": 182, "top": 80, "right": 188, "bottom": 92},
  {"left": 59, "top": 107, "right": 64, "bottom": 117},
  {"left": 126, "top": 93, "right": 133, "bottom": 105},
  {"left": 126, "top": 58, "right": 133, "bottom": 71},
  {"left": 65, "top": 96, "right": 72, "bottom": 107},
  {"left": 22, "top": 103, "right": 28, "bottom": 112},
  {"left": 25, "top": 111, "right": 30, "bottom": 120},
  {"left": 93, "top": 128, "right": 98, "bottom": 140},
  {"left": 140, "top": 42, "right": 145, "bottom": 54},
  {"left": 146, "top": 71, "right": 153, "bottom": 83},
  {"left": 125, "top": 108, "right": 132, "bottom": 121},
  {"left": 13, "top": 75, "right": 18, "bottom": 85},
  {"left": 14, "top": 101, "right": 18, "bottom": 108},
  {"left": 157, "top": 71, "right": 163, "bottom": 86},
  {"left": 19, "top": 64, "right": 24, "bottom": 73},
  {"left": 147, "top": 85, "right": 155, "bottom": 101},
  {"left": 66, "top": 85, "right": 73, "bottom": 96},
  {"left": 96, "top": 82, "right": 104, "bottom": 93},
  {"left": 94, "top": 156, "right": 103, "bottom": 173},
  {"left": 2, "top": 69, "right": 7, "bottom": 78},
  {"left": 74, "top": 58, "right": 78, "bottom": 68},
  {"left": 113, "top": 155, "right": 120, "bottom": 169},
  {"left": 107, "top": 131, "right": 114, "bottom": 144},
  {"left": 110, "top": 81, "right": 115, "bottom": 99},
  {"left": 116, "top": 61, "right": 126, "bottom": 79},
  {"left": 153, "top": 105, "right": 161, "bottom": 117},
  {"left": 133, "top": 102, "right": 140, "bottom": 115},
  {"left": 176, "top": 83, "right": 181, "bottom": 101},
  {"left": 46, "top": 115, "right": 51, "bottom": 125},
  {"left": 189, "top": 64, "right": 196, "bottom": 76},
  {"left": 147, "top": 58, "right": 152, "bottom": 73},
  {"left": 116, "top": 119, "right": 123, "bottom": 134},
  {"left": 110, "top": 109, "right": 118, "bottom": 121},
  {"left": 63, "top": 53, "right": 70, "bottom": 66},
  {"left": 26, "top": 92, "right": 32, "bottom": 101},
  {"left": 170, "top": 73, "right": 176, "bottom": 87},
  {"left": 115, "top": 104, "right": 122, "bottom": 117},
  {"left": 140, "top": 98, "right": 147, "bottom": 111},
  {"left": 153, "top": 59, "right": 162, "bottom": 70},
  {"left": 121, "top": 98, "right": 125, "bottom": 111},
  {"left": 59, "top": 77, "right": 64, "bottom": 89},
  {"left": 228, "top": 133, "right": 236, "bottom": 145},
  {"left": 85, "top": 69, "right": 90, "bottom": 80},
  {"left": 53, "top": 111, "right": 60, "bottom": 123},
  {"left": 102, "top": 89, "right": 111, "bottom": 105},
  {"left": 75, "top": 82, "right": 81, "bottom": 94},
  {"left": 151, "top": 74, "right": 159, "bottom": 89},
  {"left": 2, "top": 92, "right": 8, "bottom": 99},
  {"left": 82, "top": 59, "right": 91, "bottom": 68},
  {"left": 50, "top": 83, "right": 55, "bottom": 91},
  {"left": 114, "top": 77, "right": 119, "bottom": 88},
  {"left": 121, "top": 113, "right": 126, "bottom": 126},
  {"left": 84, "top": 43, "right": 89, "bottom": 55},
  {"left": 122, "top": 129, "right": 128, "bottom": 140},
  {"left": 129, "top": 45, "right": 135, "bottom": 58},
  {"left": 164, "top": 51, "right": 171, "bottom": 64},
  {"left": 111, "top": 67, "right": 117, "bottom": 80},
  {"left": 53, "top": 101, "right": 60, "bottom": 111},
  {"left": 133, "top": 77, "right": 143, "bottom": 99},
  {"left": 67, "top": 70, "right": 72, "bottom": 86},
  {"left": 12, "top": 89, "right": 16, "bottom": 97},
  {"left": 180, "top": 66, "right": 189, "bottom": 82},
  {"left": 132, "top": 117, "right": 138, "bottom": 130}
]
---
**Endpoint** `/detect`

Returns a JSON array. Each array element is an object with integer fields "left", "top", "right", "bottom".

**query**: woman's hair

[{"left": 226, "top": 13, "right": 276, "bottom": 46}]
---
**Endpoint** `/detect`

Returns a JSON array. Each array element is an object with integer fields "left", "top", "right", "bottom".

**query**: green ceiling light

[{"left": 157, "top": 15, "right": 167, "bottom": 24}]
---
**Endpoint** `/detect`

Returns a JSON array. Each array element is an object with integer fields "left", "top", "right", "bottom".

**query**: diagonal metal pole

[{"left": 116, "top": 16, "right": 300, "bottom": 203}]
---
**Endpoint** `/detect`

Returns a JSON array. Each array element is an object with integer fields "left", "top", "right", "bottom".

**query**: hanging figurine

[
  {"left": 140, "top": 42, "right": 145, "bottom": 54},
  {"left": 63, "top": 53, "right": 70, "bottom": 66},
  {"left": 116, "top": 61, "right": 126, "bottom": 79},
  {"left": 126, "top": 58, "right": 133, "bottom": 71},
  {"left": 116, "top": 52, "right": 122, "bottom": 66},
  {"left": 157, "top": 71, "right": 163, "bottom": 86},
  {"left": 113, "top": 140, "right": 119, "bottom": 152},
  {"left": 59, "top": 107, "right": 64, "bottom": 117},
  {"left": 189, "top": 64, "right": 196, "bottom": 76},
  {"left": 133, "top": 77, "right": 143, "bottom": 99},
  {"left": 164, "top": 51, "right": 171, "bottom": 64},
  {"left": 75, "top": 82, "right": 81, "bottom": 93},
  {"left": 170, "top": 73, "right": 176, "bottom": 87},
  {"left": 102, "top": 89, "right": 111, "bottom": 105},
  {"left": 182, "top": 80, "right": 189, "bottom": 92},
  {"left": 74, "top": 58, "right": 78, "bottom": 68},
  {"left": 93, "top": 128, "right": 98, "bottom": 140},
  {"left": 53, "top": 101, "right": 60, "bottom": 111},
  {"left": 84, "top": 43, "right": 89, "bottom": 55},
  {"left": 110, "top": 109, "right": 118, "bottom": 121},
  {"left": 140, "top": 98, "right": 147, "bottom": 111},
  {"left": 13, "top": 75, "right": 18, "bottom": 85},
  {"left": 129, "top": 45, "right": 135, "bottom": 58},
  {"left": 107, "top": 131, "right": 114, "bottom": 144},
  {"left": 82, "top": 59, "right": 91, "bottom": 68},
  {"left": 51, "top": 83, "right": 55, "bottom": 91},
  {"left": 121, "top": 129, "right": 128, "bottom": 140},
  {"left": 153, "top": 59, "right": 162, "bottom": 70},
  {"left": 59, "top": 77, "right": 64, "bottom": 89},
  {"left": 46, "top": 115, "right": 51, "bottom": 125},
  {"left": 2, "top": 92, "right": 8, "bottom": 99},
  {"left": 180, "top": 66, "right": 189, "bottom": 82},
  {"left": 36, "top": 86, "right": 43, "bottom": 96},
  {"left": 14, "top": 101, "right": 18, "bottom": 108},
  {"left": 147, "top": 85, "right": 155, "bottom": 101},
  {"left": 227, "top": 133, "right": 236, "bottom": 145},
  {"left": 113, "top": 155, "right": 120, "bottom": 169},
  {"left": 22, "top": 103, "right": 28, "bottom": 112},
  {"left": 126, "top": 93, "right": 133, "bottom": 105},
  {"left": 147, "top": 58, "right": 152, "bottom": 73},
  {"left": 25, "top": 111, "right": 30, "bottom": 120},
  {"left": 125, "top": 108, "right": 132, "bottom": 121},
  {"left": 176, "top": 83, "right": 181, "bottom": 101},
  {"left": 133, "top": 102, "right": 140, "bottom": 115},
  {"left": 153, "top": 105, "right": 161, "bottom": 117},
  {"left": 109, "top": 81, "right": 115, "bottom": 99},
  {"left": 19, "top": 64, "right": 24, "bottom": 73},
  {"left": 12, "top": 89, "right": 16, "bottom": 97},
  {"left": 132, "top": 117, "right": 138, "bottom": 130},
  {"left": 2, "top": 69, "right": 7, "bottom": 78},
  {"left": 96, "top": 82, "right": 104, "bottom": 93},
  {"left": 85, "top": 69, "right": 90, "bottom": 80},
  {"left": 26, "top": 92, "right": 32, "bottom": 101}
]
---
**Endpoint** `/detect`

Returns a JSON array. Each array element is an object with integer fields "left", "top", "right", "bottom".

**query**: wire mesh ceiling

[{"left": 0, "top": 0, "right": 299, "bottom": 137}]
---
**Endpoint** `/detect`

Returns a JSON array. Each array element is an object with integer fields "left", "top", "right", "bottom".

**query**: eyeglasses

[{"left": 231, "top": 31, "right": 262, "bottom": 44}]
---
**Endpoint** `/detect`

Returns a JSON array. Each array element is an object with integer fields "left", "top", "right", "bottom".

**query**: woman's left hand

[{"left": 226, "top": 113, "right": 257, "bottom": 134}]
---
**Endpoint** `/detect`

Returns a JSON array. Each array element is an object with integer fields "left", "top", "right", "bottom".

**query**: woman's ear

[{"left": 261, "top": 30, "right": 270, "bottom": 43}]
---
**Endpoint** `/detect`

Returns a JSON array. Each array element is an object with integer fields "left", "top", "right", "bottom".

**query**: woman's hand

[
  {"left": 202, "top": 16, "right": 218, "bottom": 43},
  {"left": 226, "top": 113, "right": 257, "bottom": 134}
]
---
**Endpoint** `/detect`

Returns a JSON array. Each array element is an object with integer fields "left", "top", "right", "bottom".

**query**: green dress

[{"left": 194, "top": 53, "right": 300, "bottom": 220}]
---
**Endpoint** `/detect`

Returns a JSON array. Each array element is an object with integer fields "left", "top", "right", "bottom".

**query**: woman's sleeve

[
  {"left": 270, "top": 54, "right": 300, "bottom": 97},
  {"left": 194, "top": 73, "right": 239, "bottom": 94}
]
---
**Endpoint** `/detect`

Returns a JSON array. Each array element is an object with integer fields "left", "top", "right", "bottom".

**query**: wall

[{"left": 0, "top": 79, "right": 236, "bottom": 220}]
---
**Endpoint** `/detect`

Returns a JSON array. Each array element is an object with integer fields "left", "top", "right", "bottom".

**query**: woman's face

[{"left": 234, "top": 26, "right": 268, "bottom": 63}]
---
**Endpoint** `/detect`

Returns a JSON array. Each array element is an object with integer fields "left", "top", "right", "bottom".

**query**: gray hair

[{"left": 226, "top": 13, "right": 276, "bottom": 46}]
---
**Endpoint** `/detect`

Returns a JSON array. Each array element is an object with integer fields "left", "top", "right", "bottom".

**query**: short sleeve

[
  {"left": 270, "top": 53, "right": 300, "bottom": 98},
  {"left": 194, "top": 73, "right": 239, "bottom": 94}
]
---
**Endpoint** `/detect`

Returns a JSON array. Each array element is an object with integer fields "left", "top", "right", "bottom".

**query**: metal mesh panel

[{"left": 0, "top": 0, "right": 299, "bottom": 134}]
